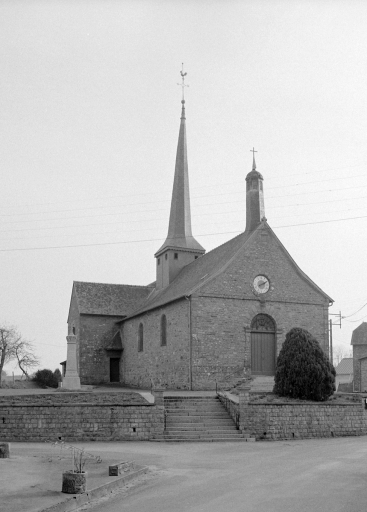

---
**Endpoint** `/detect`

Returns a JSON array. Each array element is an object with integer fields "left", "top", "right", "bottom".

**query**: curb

[{"left": 37, "top": 466, "right": 149, "bottom": 512}]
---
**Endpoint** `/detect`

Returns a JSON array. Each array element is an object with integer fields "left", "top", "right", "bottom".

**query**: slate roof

[
  {"left": 125, "top": 222, "right": 333, "bottom": 320},
  {"left": 351, "top": 322, "right": 367, "bottom": 345},
  {"left": 335, "top": 358, "right": 353, "bottom": 375},
  {"left": 72, "top": 281, "right": 154, "bottom": 317},
  {"left": 105, "top": 331, "right": 123, "bottom": 351}
]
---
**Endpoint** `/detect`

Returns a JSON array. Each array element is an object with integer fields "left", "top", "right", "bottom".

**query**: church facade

[{"left": 67, "top": 95, "right": 333, "bottom": 390}]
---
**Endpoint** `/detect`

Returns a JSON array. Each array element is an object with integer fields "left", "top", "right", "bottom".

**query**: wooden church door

[
  {"left": 251, "top": 314, "right": 276, "bottom": 376},
  {"left": 109, "top": 358, "right": 120, "bottom": 382}
]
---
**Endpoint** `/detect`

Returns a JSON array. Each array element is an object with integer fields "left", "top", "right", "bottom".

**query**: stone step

[
  {"left": 167, "top": 429, "right": 238, "bottom": 435},
  {"left": 157, "top": 395, "right": 249, "bottom": 443},
  {"left": 166, "top": 418, "right": 234, "bottom": 425},
  {"left": 151, "top": 438, "right": 254, "bottom": 442},
  {"left": 250, "top": 376, "right": 275, "bottom": 392},
  {"left": 165, "top": 410, "right": 229, "bottom": 416},
  {"left": 160, "top": 432, "right": 245, "bottom": 439},
  {"left": 167, "top": 424, "right": 238, "bottom": 431},
  {"left": 165, "top": 408, "right": 224, "bottom": 411},
  {"left": 164, "top": 396, "right": 217, "bottom": 400}
]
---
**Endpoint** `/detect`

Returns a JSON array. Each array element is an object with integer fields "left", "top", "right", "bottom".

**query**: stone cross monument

[{"left": 62, "top": 334, "right": 81, "bottom": 390}]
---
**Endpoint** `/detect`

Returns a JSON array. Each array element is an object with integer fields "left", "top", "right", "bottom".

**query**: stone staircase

[
  {"left": 250, "top": 376, "right": 275, "bottom": 392},
  {"left": 151, "top": 395, "right": 254, "bottom": 442}
]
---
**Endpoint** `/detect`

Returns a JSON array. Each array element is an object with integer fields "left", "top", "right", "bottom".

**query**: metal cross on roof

[
  {"left": 250, "top": 147, "right": 257, "bottom": 156},
  {"left": 177, "top": 63, "right": 189, "bottom": 101}
]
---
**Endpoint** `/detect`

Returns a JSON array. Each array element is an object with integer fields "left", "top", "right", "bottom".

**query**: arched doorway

[{"left": 251, "top": 314, "right": 276, "bottom": 376}]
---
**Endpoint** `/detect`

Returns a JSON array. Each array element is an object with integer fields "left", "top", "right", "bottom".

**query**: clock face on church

[{"left": 253, "top": 275, "right": 270, "bottom": 294}]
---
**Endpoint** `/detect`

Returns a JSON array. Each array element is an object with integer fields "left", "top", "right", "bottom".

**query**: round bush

[
  {"left": 33, "top": 369, "right": 59, "bottom": 388},
  {"left": 273, "top": 327, "right": 336, "bottom": 401}
]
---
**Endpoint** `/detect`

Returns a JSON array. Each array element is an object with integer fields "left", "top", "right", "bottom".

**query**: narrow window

[
  {"left": 165, "top": 254, "right": 168, "bottom": 260},
  {"left": 160, "top": 314, "right": 167, "bottom": 346},
  {"left": 158, "top": 258, "right": 160, "bottom": 265},
  {"left": 174, "top": 253, "right": 178, "bottom": 260},
  {"left": 195, "top": 256, "right": 198, "bottom": 260},
  {"left": 72, "top": 326, "right": 76, "bottom": 334},
  {"left": 138, "top": 323, "right": 144, "bottom": 352}
]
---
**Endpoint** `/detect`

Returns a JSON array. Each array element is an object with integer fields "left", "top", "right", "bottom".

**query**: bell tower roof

[
  {"left": 245, "top": 148, "right": 265, "bottom": 232},
  {"left": 155, "top": 69, "right": 205, "bottom": 258}
]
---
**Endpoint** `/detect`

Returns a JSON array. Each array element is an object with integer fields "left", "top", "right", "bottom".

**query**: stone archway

[{"left": 250, "top": 314, "right": 276, "bottom": 376}]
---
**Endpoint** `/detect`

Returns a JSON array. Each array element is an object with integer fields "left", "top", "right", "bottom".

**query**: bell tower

[
  {"left": 245, "top": 148, "right": 265, "bottom": 233},
  {"left": 155, "top": 67, "right": 205, "bottom": 290}
]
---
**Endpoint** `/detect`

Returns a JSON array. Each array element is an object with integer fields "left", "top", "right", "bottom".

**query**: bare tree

[
  {"left": 333, "top": 345, "right": 352, "bottom": 366},
  {"left": 0, "top": 325, "right": 39, "bottom": 385},
  {"left": 14, "top": 339, "right": 39, "bottom": 379}
]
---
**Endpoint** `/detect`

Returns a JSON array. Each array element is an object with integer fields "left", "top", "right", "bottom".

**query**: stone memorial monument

[{"left": 62, "top": 335, "right": 81, "bottom": 390}]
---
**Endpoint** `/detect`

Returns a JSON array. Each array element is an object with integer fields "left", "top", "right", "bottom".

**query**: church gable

[{"left": 198, "top": 223, "right": 332, "bottom": 305}]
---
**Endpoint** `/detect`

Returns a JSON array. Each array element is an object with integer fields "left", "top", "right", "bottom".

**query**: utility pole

[{"left": 329, "top": 311, "right": 342, "bottom": 365}]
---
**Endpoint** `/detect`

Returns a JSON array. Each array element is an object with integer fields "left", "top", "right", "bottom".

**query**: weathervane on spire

[{"left": 177, "top": 63, "right": 189, "bottom": 101}]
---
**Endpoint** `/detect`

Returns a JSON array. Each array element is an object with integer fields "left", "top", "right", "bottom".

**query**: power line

[
  {"left": 343, "top": 314, "right": 367, "bottom": 324},
  {"left": 1, "top": 171, "right": 366, "bottom": 217},
  {"left": 342, "top": 302, "right": 367, "bottom": 319},
  {"left": 1, "top": 213, "right": 367, "bottom": 253},
  {"left": 2, "top": 204, "right": 367, "bottom": 243},
  {"left": 2, "top": 185, "right": 367, "bottom": 227}
]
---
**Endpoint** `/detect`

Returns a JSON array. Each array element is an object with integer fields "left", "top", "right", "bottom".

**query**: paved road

[{"left": 77, "top": 437, "right": 367, "bottom": 512}]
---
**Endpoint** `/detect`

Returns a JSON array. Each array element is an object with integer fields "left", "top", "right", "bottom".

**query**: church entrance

[
  {"left": 250, "top": 314, "right": 276, "bottom": 376},
  {"left": 109, "top": 358, "right": 120, "bottom": 382}
]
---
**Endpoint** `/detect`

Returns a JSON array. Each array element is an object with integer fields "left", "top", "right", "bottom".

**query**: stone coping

[
  {"left": 218, "top": 391, "right": 362, "bottom": 407},
  {"left": 0, "top": 403, "right": 155, "bottom": 408},
  {"left": 248, "top": 402, "right": 360, "bottom": 407}
]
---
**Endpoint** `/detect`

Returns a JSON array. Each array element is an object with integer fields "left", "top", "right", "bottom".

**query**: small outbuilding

[
  {"left": 335, "top": 357, "right": 353, "bottom": 392},
  {"left": 351, "top": 322, "right": 367, "bottom": 391}
]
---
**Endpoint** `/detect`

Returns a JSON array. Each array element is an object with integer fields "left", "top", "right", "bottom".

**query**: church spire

[
  {"left": 155, "top": 67, "right": 205, "bottom": 290},
  {"left": 245, "top": 148, "right": 265, "bottom": 233}
]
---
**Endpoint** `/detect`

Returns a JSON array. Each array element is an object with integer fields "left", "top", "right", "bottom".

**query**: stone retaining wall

[
  {"left": 225, "top": 389, "right": 367, "bottom": 441},
  {"left": 218, "top": 393, "right": 239, "bottom": 426},
  {"left": 243, "top": 402, "right": 365, "bottom": 440},
  {"left": 0, "top": 392, "right": 164, "bottom": 442},
  {"left": 218, "top": 391, "right": 367, "bottom": 440}
]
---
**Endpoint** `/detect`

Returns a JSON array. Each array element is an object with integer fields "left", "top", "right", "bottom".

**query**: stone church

[{"left": 67, "top": 96, "right": 333, "bottom": 390}]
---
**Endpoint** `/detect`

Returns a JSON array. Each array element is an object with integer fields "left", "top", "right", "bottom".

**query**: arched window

[
  {"left": 138, "top": 323, "right": 144, "bottom": 352},
  {"left": 160, "top": 314, "right": 167, "bottom": 346},
  {"left": 250, "top": 314, "right": 276, "bottom": 332}
]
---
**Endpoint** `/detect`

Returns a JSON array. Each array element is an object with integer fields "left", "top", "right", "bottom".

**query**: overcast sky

[{"left": 1, "top": 0, "right": 366, "bottom": 373}]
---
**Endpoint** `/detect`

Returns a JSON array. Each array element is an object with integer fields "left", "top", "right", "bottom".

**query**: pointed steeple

[
  {"left": 155, "top": 68, "right": 205, "bottom": 290},
  {"left": 252, "top": 152, "right": 256, "bottom": 171},
  {"left": 245, "top": 148, "right": 265, "bottom": 233},
  {"left": 155, "top": 99, "right": 204, "bottom": 256}
]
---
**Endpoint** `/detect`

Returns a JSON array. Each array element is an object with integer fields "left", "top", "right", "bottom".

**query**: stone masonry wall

[
  {"left": 191, "top": 295, "right": 328, "bottom": 390},
  {"left": 122, "top": 300, "right": 190, "bottom": 389},
  {"left": 78, "top": 315, "right": 122, "bottom": 385},
  {"left": 199, "top": 226, "right": 330, "bottom": 350},
  {"left": 352, "top": 345, "right": 367, "bottom": 391},
  {"left": 0, "top": 393, "right": 164, "bottom": 442},
  {"left": 237, "top": 394, "right": 367, "bottom": 440},
  {"left": 218, "top": 393, "right": 240, "bottom": 426}
]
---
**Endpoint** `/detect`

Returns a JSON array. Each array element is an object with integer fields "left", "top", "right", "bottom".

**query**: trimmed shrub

[
  {"left": 33, "top": 369, "right": 59, "bottom": 388},
  {"left": 53, "top": 368, "right": 62, "bottom": 383},
  {"left": 274, "top": 327, "right": 336, "bottom": 401}
]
